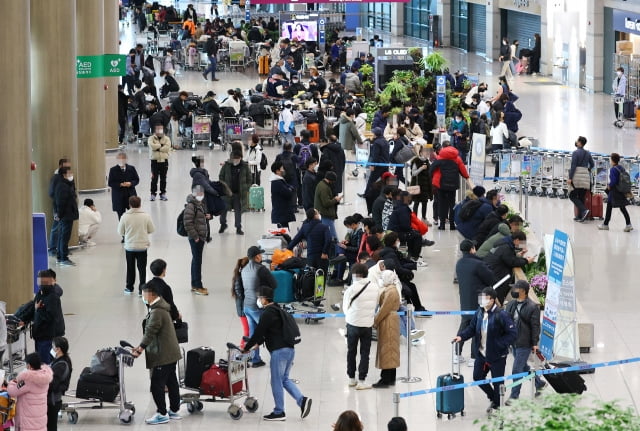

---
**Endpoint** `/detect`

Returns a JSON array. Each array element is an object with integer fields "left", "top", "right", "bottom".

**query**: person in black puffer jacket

[
  {"left": 474, "top": 204, "right": 509, "bottom": 247},
  {"left": 387, "top": 191, "right": 423, "bottom": 260},
  {"left": 483, "top": 232, "right": 535, "bottom": 304},
  {"left": 287, "top": 209, "right": 331, "bottom": 275},
  {"left": 32, "top": 269, "right": 65, "bottom": 365}
]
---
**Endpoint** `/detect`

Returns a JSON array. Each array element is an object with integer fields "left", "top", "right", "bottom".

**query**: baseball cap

[
  {"left": 284, "top": 100, "right": 292, "bottom": 107},
  {"left": 247, "top": 246, "right": 265, "bottom": 259},
  {"left": 509, "top": 279, "right": 530, "bottom": 293},
  {"left": 459, "top": 239, "right": 476, "bottom": 252},
  {"left": 381, "top": 172, "right": 396, "bottom": 181}
]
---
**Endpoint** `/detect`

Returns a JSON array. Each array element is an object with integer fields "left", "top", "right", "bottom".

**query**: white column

[
  {"left": 485, "top": 1, "right": 500, "bottom": 62},
  {"left": 391, "top": 3, "right": 404, "bottom": 37},
  {"left": 585, "top": 0, "right": 604, "bottom": 92},
  {"left": 437, "top": 0, "right": 451, "bottom": 46}
]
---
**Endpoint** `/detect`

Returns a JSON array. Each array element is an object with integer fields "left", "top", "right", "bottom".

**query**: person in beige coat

[
  {"left": 148, "top": 128, "right": 171, "bottom": 201},
  {"left": 117, "top": 196, "right": 155, "bottom": 295},
  {"left": 372, "top": 270, "right": 401, "bottom": 388}
]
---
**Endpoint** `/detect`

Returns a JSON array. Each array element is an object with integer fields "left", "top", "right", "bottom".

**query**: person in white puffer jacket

[{"left": 342, "top": 263, "right": 380, "bottom": 390}]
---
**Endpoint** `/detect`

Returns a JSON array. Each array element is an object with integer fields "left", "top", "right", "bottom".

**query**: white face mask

[
  {"left": 232, "top": 159, "right": 241, "bottom": 166},
  {"left": 142, "top": 298, "right": 149, "bottom": 305},
  {"left": 256, "top": 298, "right": 264, "bottom": 309},
  {"left": 617, "top": 71, "right": 623, "bottom": 77},
  {"left": 195, "top": 195, "right": 205, "bottom": 201},
  {"left": 478, "top": 296, "right": 491, "bottom": 308},
  {"left": 346, "top": 228, "right": 353, "bottom": 234},
  {"left": 395, "top": 240, "right": 401, "bottom": 248},
  {"left": 67, "top": 175, "right": 74, "bottom": 182},
  {"left": 118, "top": 161, "right": 126, "bottom": 167},
  {"left": 50, "top": 347, "right": 57, "bottom": 358}
]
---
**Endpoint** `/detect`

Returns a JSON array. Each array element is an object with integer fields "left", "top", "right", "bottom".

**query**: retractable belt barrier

[
  {"left": 392, "top": 355, "right": 640, "bottom": 416},
  {"left": 483, "top": 176, "right": 520, "bottom": 181},
  {"left": 290, "top": 310, "right": 476, "bottom": 319},
  {"left": 345, "top": 160, "right": 406, "bottom": 168}
]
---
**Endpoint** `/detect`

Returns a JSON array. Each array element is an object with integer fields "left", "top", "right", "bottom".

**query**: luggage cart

[
  {"left": 179, "top": 343, "right": 258, "bottom": 420},
  {"left": 549, "top": 152, "right": 567, "bottom": 198},
  {"left": 257, "top": 236, "right": 288, "bottom": 265},
  {"left": 522, "top": 150, "right": 543, "bottom": 195},
  {"left": 221, "top": 117, "right": 253, "bottom": 150},
  {"left": 192, "top": 114, "right": 213, "bottom": 149},
  {"left": 592, "top": 155, "right": 610, "bottom": 194},
  {"left": 352, "top": 139, "right": 370, "bottom": 180},
  {"left": 252, "top": 106, "right": 278, "bottom": 147},
  {"left": 61, "top": 341, "right": 136, "bottom": 425},
  {"left": 3, "top": 317, "right": 29, "bottom": 379},
  {"left": 229, "top": 41, "right": 249, "bottom": 71}
]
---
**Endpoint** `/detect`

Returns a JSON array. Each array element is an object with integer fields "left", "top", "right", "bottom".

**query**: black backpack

[
  {"left": 274, "top": 305, "right": 301, "bottom": 346},
  {"left": 293, "top": 267, "right": 316, "bottom": 301},
  {"left": 260, "top": 153, "right": 268, "bottom": 171},
  {"left": 616, "top": 165, "right": 632, "bottom": 194},
  {"left": 459, "top": 199, "right": 483, "bottom": 221},
  {"left": 177, "top": 207, "right": 188, "bottom": 237}
]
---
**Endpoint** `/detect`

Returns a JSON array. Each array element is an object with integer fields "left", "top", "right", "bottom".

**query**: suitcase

[
  {"left": 294, "top": 267, "right": 316, "bottom": 301},
  {"left": 272, "top": 269, "right": 296, "bottom": 303},
  {"left": 75, "top": 367, "right": 119, "bottom": 402},
  {"left": 623, "top": 100, "right": 636, "bottom": 119},
  {"left": 307, "top": 122, "right": 320, "bottom": 143},
  {"left": 249, "top": 184, "right": 264, "bottom": 211},
  {"left": 536, "top": 352, "right": 587, "bottom": 394},
  {"left": 258, "top": 55, "right": 270, "bottom": 75},
  {"left": 636, "top": 108, "right": 640, "bottom": 129},
  {"left": 575, "top": 190, "right": 603, "bottom": 219},
  {"left": 184, "top": 347, "right": 215, "bottom": 389},
  {"left": 200, "top": 364, "right": 243, "bottom": 398},
  {"left": 436, "top": 343, "right": 465, "bottom": 419}
]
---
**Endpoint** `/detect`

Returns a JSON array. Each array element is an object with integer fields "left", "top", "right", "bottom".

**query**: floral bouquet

[{"left": 529, "top": 273, "right": 548, "bottom": 307}]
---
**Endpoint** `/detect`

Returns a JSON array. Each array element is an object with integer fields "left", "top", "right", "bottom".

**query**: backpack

[
  {"left": 177, "top": 207, "right": 188, "bottom": 237},
  {"left": 274, "top": 305, "right": 301, "bottom": 346},
  {"left": 293, "top": 267, "right": 316, "bottom": 301},
  {"left": 615, "top": 165, "right": 632, "bottom": 194},
  {"left": 89, "top": 349, "right": 118, "bottom": 377},
  {"left": 260, "top": 152, "right": 268, "bottom": 171},
  {"left": 298, "top": 143, "right": 312, "bottom": 169},
  {"left": 459, "top": 199, "right": 483, "bottom": 221}
]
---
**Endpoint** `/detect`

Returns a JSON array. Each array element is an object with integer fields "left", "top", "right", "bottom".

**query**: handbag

[
  {"left": 174, "top": 320, "right": 189, "bottom": 344},
  {"left": 394, "top": 144, "right": 415, "bottom": 164},
  {"left": 572, "top": 166, "right": 591, "bottom": 190},
  {"left": 407, "top": 185, "right": 421, "bottom": 195}
]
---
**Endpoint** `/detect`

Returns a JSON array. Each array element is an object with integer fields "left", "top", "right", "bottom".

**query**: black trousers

[
  {"left": 438, "top": 189, "right": 456, "bottom": 228},
  {"left": 307, "top": 254, "right": 329, "bottom": 277},
  {"left": 47, "top": 401, "right": 62, "bottom": 431},
  {"left": 151, "top": 160, "right": 168, "bottom": 195},
  {"left": 346, "top": 324, "right": 372, "bottom": 381},
  {"left": 125, "top": 250, "right": 147, "bottom": 292},
  {"left": 604, "top": 202, "right": 631, "bottom": 226},
  {"left": 569, "top": 188, "right": 587, "bottom": 216},
  {"left": 379, "top": 368, "right": 396, "bottom": 385},
  {"left": 220, "top": 193, "right": 242, "bottom": 229},
  {"left": 398, "top": 230, "right": 422, "bottom": 260},
  {"left": 456, "top": 316, "right": 476, "bottom": 359},
  {"left": 150, "top": 362, "right": 180, "bottom": 415}
]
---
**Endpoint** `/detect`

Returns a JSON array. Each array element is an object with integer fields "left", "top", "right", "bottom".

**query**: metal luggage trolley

[
  {"left": 180, "top": 343, "right": 258, "bottom": 420},
  {"left": 3, "top": 316, "right": 30, "bottom": 379},
  {"left": 620, "top": 156, "right": 640, "bottom": 205},
  {"left": 221, "top": 117, "right": 252, "bottom": 150},
  {"left": 524, "top": 149, "right": 544, "bottom": 196},
  {"left": 537, "top": 151, "right": 556, "bottom": 197},
  {"left": 549, "top": 151, "right": 570, "bottom": 198},
  {"left": 252, "top": 105, "right": 278, "bottom": 147},
  {"left": 229, "top": 40, "right": 249, "bottom": 72},
  {"left": 61, "top": 341, "right": 136, "bottom": 425},
  {"left": 592, "top": 154, "right": 610, "bottom": 194},
  {"left": 352, "top": 139, "right": 371, "bottom": 180},
  {"left": 191, "top": 114, "right": 213, "bottom": 149}
]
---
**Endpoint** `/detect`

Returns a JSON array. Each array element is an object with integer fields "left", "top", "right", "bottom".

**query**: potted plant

[{"left": 420, "top": 51, "right": 448, "bottom": 74}]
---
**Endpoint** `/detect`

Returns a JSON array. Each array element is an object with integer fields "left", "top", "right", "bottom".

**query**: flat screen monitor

[
  {"left": 377, "top": 62, "right": 414, "bottom": 90},
  {"left": 281, "top": 20, "right": 318, "bottom": 42}
]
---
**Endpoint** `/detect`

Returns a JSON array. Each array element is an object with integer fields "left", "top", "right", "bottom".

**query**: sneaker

[
  {"left": 145, "top": 413, "right": 170, "bottom": 425},
  {"left": 580, "top": 209, "right": 590, "bottom": 222},
  {"left": 411, "top": 338, "right": 421, "bottom": 346},
  {"left": 191, "top": 287, "right": 209, "bottom": 296},
  {"left": 410, "top": 329, "right": 425, "bottom": 341},
  {"left": 505, "top": 399, "right": 513, "bottom": 407},
  {"left": 263, "top": 412, "right": 286, "bottom": 421},
  {"left": 422, "top": 239, "right": 435, "bottom": 247},
  {"left": 597, "top": 224, "right": 609, "bottom": 230},
  {"left": 535, "top": 381, "right": 548, "bottom": 396},
  {"left": 150, "top": 194, "right": 156, "bottom": 201},
  {"left": 160, "top": 194, "right": 168, "bottom": 201},
  {"left": 356, "top": 381, "right": 372, "bottom": 390},
  {"left": 201, "top": 73, "right": 207, "bottom": 81},
  {"left": 624, "top": 224, "right": 634, "bottom": 232},
  {"left": 251, "top": 360, "right": 266, "bottom": 368},
  {"left": 348, "top": 378, "right": 357, "bottom": 387},
  {"left": 236, "top": 228, "right": 244, "bottom": 235},
  {"left": 414, "top": 309, "right": 432, "bottom": 318},
  {"left": 124, "top": 288, "right": 134, "bottom": 294},
  {"left": 58, "top": 259, "right": 76, "bottom": 266},
  {"left": 467, "top": 359, "right": 475, "bottom": 367},
  {"left": 168, "top": 410, "right": 182, "bottom": 420},
  {"left": 219, "top": 224, "right": 227, "bottom": 233},
  {"left": 573, "top": 216, "right": 581, "bottom": 221},
  {"left": 438, "top": 225, "right": 446, "bottom": 230},
  {"left": 300, "top": 396, "right": 312, "bottom": 418},
  {"left": 452, "top": 354, "right": 465, "bottom": 364},
  {"left": 425, "top": 220, "right": 433, "bottom": 226},
  {"left": 86, "top": 240, "right": 97, "bottom": 247},
  {"left": 211, "top": 78, "right": 219, "bottom": 81}
]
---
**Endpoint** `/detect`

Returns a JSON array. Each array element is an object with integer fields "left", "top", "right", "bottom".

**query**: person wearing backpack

[
  {"left": 47, "top": 337, "right": 72, "bottom": 431},
  {"left": 184, "top": 185, "right": 210, "bottom": 296},
  {"left": 598, "top": 152, "right": 633, "bottom": 232},
  {"left": 243, "top": 286, "right": 313, "bottom": 422}
]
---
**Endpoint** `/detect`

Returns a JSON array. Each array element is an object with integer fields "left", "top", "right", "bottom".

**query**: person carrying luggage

[
  {"left": 598, "top": 152, "right": 634, "bottom": 232},
  {"left": 568, "top": 136, "right": 595, "bottom": 221},
  {"left": 453, "top": 287, "right": 517, "bottom": 413}
]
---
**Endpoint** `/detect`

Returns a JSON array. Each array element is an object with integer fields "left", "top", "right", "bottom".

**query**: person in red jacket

[{"left": 429, "top": 141, "right": 470, "bottom": 230}]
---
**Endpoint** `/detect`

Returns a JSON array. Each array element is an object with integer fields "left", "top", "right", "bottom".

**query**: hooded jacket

[
  {"left": 190, "top": 167, "right": 218, "bottom": 197},
  {"left": 314, "top": 179, "right": 338, "bottom": 220},
  {"left": 183, "top": 194, "right": 208, "bottom": 241},
  {"left": 338, "top": 113, "right": 362, "bottom": 151},
  {"left": 474, "top": 211, "right": 506, "bottom": 246},
  {"left": 140, "top": 297, "right": 182, "bottom": 369},
  {"left": 429, "top": 146, "right": 469, "bottom": 190},
  {"left": 343, "top": 278, "right": 378, "bottom": 328},
  {"left": 8, "top": 365, "right": 53, "bottom": 431},
  {"left": 32, "top": 286, "right": 64, "bottom": 342},
  {"left": 476, "top": 223, "right": 511, "bottom": 258},
  {"left": 288, "top": 218, "right": 331, "bottom": 257},
  {"left": 454, "top": 195, "right": 493, "bottom": 240},
  {"left": 505, "top": 297, "right": 541, "bottom": 349},
  {"left": 483, "top": 237, "right": 528, "bottom": 299}
]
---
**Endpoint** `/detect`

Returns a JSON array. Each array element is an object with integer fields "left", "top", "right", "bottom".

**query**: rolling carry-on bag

[
  {"left": 436, "top": 342, "right": 465, "bottom": 419},
  {"left": 75, "top": 367, "right": 119, "bottom": 402},
  {"left": 271, "top": 270, "right": 296, "bottom": 303},
  {"left": 536, "top": 352, "right": 586, "bottom": 394},
  {"left": 249, "top": 184, "right": 264, "bottom": 211},
  {"left": 184, "top": 347, "right": 215, "bottom": 389},
  {"left": 575, "top": 190, "right": 603, "bottom": 220},
  {"left": 623, "top": 99, "right": 636, "bottom": 119},
  {"left": 258, "top": 55, "right": 270, "bottom": 75},
  {"left": 294, "top": 267, "right": 316, "bottom": 301},
  {"left": 200, "top": 363, "right": 243, "bottom": 398}
]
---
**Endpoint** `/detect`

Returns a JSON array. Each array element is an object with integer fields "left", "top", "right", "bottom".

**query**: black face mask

[{"left": 510, "top": 290, "right": 520, "bottom": 299}]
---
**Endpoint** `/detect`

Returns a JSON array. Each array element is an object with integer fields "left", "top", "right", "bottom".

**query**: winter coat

[
  {"left": 483, "top": 237, "right": 528, "bottom": 299},
  {"left": 503, "top": 101, "right": 522, "bottom": 133},
  {"left": 474, "top": 211, "right": 505, "bottom": 246},
  {"left": 190, "top": 167, "right": 218, "bottom": 197},
  {"left": 8, "top": 365, "right": 53, "bottom": 431},
  {"left": 343, "top": 278, "right": 378, "bottom": 328},
  {"left": 288, "top": 218, "right": 331, "bottom": 257},
  {"left": 372, "top": 111, "right": 388, "bottom": 131},
  {"left": 270, "top": 174, "right": 296, "bottom": 226},
  {"left": 48, "top": 355, "right": 72, "bottom": 405},
  {"left": 148, "top": 135, "right": 171, "bottom": 162},
  {"left": 476, "top": 223, "right": 510, "bottom": 258},
  {"left": 301, "top": 170, "right": 317, "bottom": 211},
  {"left": 387, "top": 203, "right": 412, "bottom": 233},
  {"left": 374, "top": 284, "right": 400, "bottom": 369},
  {"left": 338, "top": 113, "right": 362, "bottom": 151},
  {"left": 140, "top": 298, "right": 182, "bottom": 369},
  {"left": 319, "top": 142, "right": 346, "bottom": 193},
  {"left": 454, "top": 196, "right": 493, "bottom": 240},
  {"left": 606, "top": 165, "right": 628, "bottom": 208},
  {"left": 32, "top": 286, "right": 64, "bottom": 342},
  {"left": 455, "top": 253, "right": 496, "bottom": 311},
  {"left": 505, "top": 297, "right": 541, "bottom": 348},
  {"left": 429, "top": 146, "right": 469, "bottom": 190},
  {"left": 183, "top": 194, "right": 208, "bottom": 241},
  {"left": 458, "top": 304, "right": 517, "bottom": 363},
  {"left": 117, "top": 208, "right": 155, "bottom": 251},
  {"left": 409, "top": 157, "right": 433, "bottom": 202},
  {"left": 371, "top": 195, "right": 387, "bottom": 228},
  {"left": 369, "top": 136, "right": 390, "bottom": 164},
  {"left": 275, "top": 151, "right": 299, "bottom": 188},
  {"left": 107, "top": 164, "right": 140, "bottom": 214},
  {"left": 54, "top": 179, "right": 78, "bottom": 222},
  {"left": 377, "top": 247, "right": 415, "bottom": 282},
  {"left": 219, "top": 160, "right": 251, "bottom": 212},
  {"left": 314, "top": 179, "right": 338, "bottom": 220}
]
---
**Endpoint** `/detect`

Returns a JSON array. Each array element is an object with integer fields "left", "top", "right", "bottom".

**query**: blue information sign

[{"left": 436, "top": 93, "right": 446, "bottom": 115}]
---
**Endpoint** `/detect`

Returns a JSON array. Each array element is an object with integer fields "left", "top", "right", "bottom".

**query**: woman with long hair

[
  {"left": 232, "top": 257, "right": 251, "bottom": 347},
  {"left": 333, "top": 410, "right": 364, "bottom": 431}
]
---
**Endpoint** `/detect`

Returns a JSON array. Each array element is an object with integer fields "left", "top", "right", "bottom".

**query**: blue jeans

[
  {"left": 321, "top": 218, "right": 339, "bottom": 255},
  {"left": 204, "top": 55, "right": 217, "bottom": 79},
  {"left": 48, "top": 217, "right": 59, "bottom": 252},
  {"left": 243, "top": 306, "right": 263, "bottom": 364},
  {"left": 57, "top": 220, "right": 73, "bottom": 261},
  {"left": 510, "top": 347, "right": 544, "bottom": 399},
  {"left": 35, "top": 339, "right": 52, "bottom": 365},
  {"left": 270, "top": 348, "right": 303, "bottom": 415},
  {"left": 188, "top": 238, "right": 205, "bottom": 288},
  {"left": 398, "top": 304, "right": 415, "bottom": 338},
  {"left": 282, "top": 132, "right": 295, "bottom": 146}
]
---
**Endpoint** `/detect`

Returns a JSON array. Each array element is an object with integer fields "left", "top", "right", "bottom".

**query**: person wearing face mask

[
  {"left": 612, "top": 67, "right": 627, "bottom": 123},
  {"left": 247, "top": 134, "right": 267, "bottom": 185},
  {"left": 184, "top": 185, "right": 210, "bottom": 296},
  {"left": 483, "top": 231, "right": 535, "bottom": 303},
  {"left": 31, "top": 270, "right": 65, "bottom": 364},
  {"left": 284, "top": 75, "right": 306, "bottom": 99},
  {"left": 117, "top": 196, "right": 155, "bottom": 295},
  {"left": 409, "top": 145, "right": 433, "bottom": 222},
  {"left": 314, "top": 171, "right": 342, "bottom": 261},
  {"left": 108, "top": 152, "right": 140, "bottom": 221},
  {"left": 372, "top": 270, "right": 401, "bottom": 388},
  {"left": 287, "top": 209, "right": 331, "bottom": 275},
  {"left": 301, "top": 157, "right": 318, "bottom": 211},
  {"left": 447, "top": 111, "right": 470, "bottom": 164},
  {"left": 47, "top": 337, "right": 72, "bottom": 431},
  {"left": 498, "top": 37, "right": 513, "bottom": 83},
  {"left": 132, "top": 284, "right": 182, "bottom": 425},
  {"left": 219, "top": 150, "right": 252, "bottom": 235},
  {"left": 270, "top": 160, "right": 297, "bottom": 229},
  {"left": 504, "top": 280, "right": 546, "bottom": 403},
  {"left": 53, "top": 166, "right": 79, "bottom": 266},
  {"left": 453, "top": 287, "right": 517, "bottom": 412},
  {"left": 568, "top": 136, "right": 595, "bottom": 222},
  {"left": 148, "top": 126, "right": 171, "bottom": 202}
]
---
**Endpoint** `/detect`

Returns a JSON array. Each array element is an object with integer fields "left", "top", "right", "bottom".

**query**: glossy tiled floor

[{"left": 29, "top": 7, "right": 640, "bottom": 431}]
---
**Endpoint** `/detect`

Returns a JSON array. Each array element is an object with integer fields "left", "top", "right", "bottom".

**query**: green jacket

[
  {"left": 314, "top": 179, "right": 338, "bottom": 220},
  {"left": 140, "top": 298, "right": 182, "bottom": 369},
  {"left": 219, "top": 160, "right": 252, "bottom": 212}
]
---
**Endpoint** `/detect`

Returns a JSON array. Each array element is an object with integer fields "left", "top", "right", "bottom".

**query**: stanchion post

[
  {"left": 400, "top": 304, "right": 422, "bottom": 383},
  {"left": 393, "top": 392, "right": 400, "bottom": 418}
]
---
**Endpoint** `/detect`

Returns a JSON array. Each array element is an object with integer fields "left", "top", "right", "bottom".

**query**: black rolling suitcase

[
  {"left": 75, "top": 367, "right": 119, "bottom": 402},
  {"left": 623, "top": 99, "right": 636, "bottom": 119},
  {"left": 536, "top": 352, "right": 586, "bottom": 394},
  {"left": 184, "top": 347, "right": 215, "bottom": 389}
]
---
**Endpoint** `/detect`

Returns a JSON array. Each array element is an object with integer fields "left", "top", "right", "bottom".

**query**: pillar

[
  {"left": 104, "top": 0, "right": 120, "bottom": 150},
  {"left": 485, "top": 0, "right": 501, "bottom": 62},
  {"left": 1, "top": 0, "right": 34, "bottom": 311},
  {"left": 76, "top": 0, "right": 106, "bottom": 191},
  {"left": 437, "top": 0, "right": 451, "bottom": 47},
  {"left": 390, "top": 3, "right": 404, "bottom": 38},
  {"left": 585, "top": 0, "right": 605, "bottom": 92}
]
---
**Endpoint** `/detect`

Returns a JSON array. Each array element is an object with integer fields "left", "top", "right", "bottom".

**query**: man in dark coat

[
  {"left": 270, "top": 160, "right": 296, "bottom": 228},
  {"left": 32, "top": 269, "right": 65, "bottom": 364},
  {"left": 54, "top": 167, "right": 78, "bottom": 266},
  {"left": 301, "top": 158, "right": 318, "bottom": 211},
  {"left": 48, "top": 158, "right": 71, "bottom": 256},
  {"left": 107, "top": 152, "right": 140, "bottom": 220},
  {"left": 455, "top": 239, "right": 496, "bottom": 366},
  {"left": 474, "top": 204, "right": 509, "bottom": 247},
  {"left": 363, "top": 127, "right": 390, "bottom": 213},
  {"left": 287, "top": 209, "right": 331, "bottom": 274},
  {"left": 483, "top": 232, "right": 535, "bottom": 303},
  {"left": 319, "top": 136, "right": 346, "bottom": 194}
]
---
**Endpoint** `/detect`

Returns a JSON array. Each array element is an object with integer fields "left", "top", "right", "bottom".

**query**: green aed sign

[{"left": 76, "top": 54, "right": 127, "bottom": 78}]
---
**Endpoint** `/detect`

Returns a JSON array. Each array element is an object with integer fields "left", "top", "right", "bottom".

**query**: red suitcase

[
  {"left": 200, "top": 364, "right": 243, "bottom": 398},
  {"left": 574, "top": 191, "right": 603, "bottom": 220}
]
